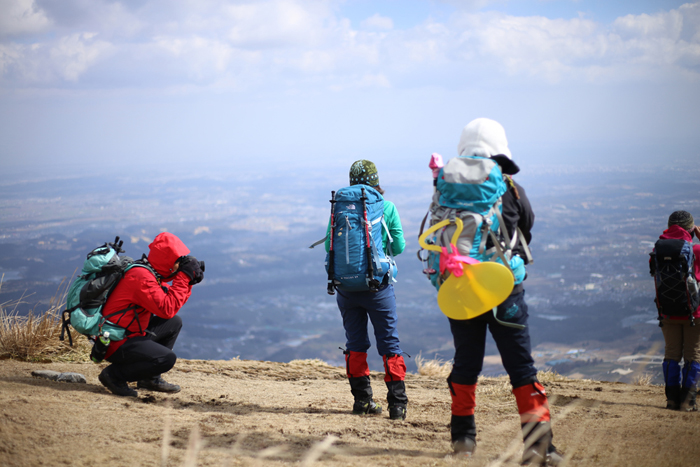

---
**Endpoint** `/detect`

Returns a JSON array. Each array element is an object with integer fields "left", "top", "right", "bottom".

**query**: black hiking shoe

[
  {"left": 352, "top": 399, "right": 382, "bottom": 415},
  {"left": 99, "top": 368, "right": 137, "bottom": 397},
  {"left": 521, "top": 447, "right": 563, "bottom": 466},
  {"left": 452, "top": 436, "right": 476, "bottom": 456},
  {"left": 389, "top": 404, "right": 407, "bottom": 420},
  {"left": 137, "top": 375, "right": 181, "bottom": 393}
]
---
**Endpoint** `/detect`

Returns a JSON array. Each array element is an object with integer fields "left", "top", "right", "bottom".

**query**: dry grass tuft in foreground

[
  {"left": 0, "top": 280, "right": 90, "bottom": 363},
  {"left": 632, "top": 372, "right": 655, "bottom": 386},
  {"left": 415, "top": 352, "right": 453, "bottom": 378},
  {"left": 289, "top": 358, "right": 334, "bottom": 367}
]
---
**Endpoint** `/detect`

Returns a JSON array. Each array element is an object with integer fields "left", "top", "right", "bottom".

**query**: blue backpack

[
  {"left": 312, "top": 185, "right": 397, "bottom": 293},
  {"left": 419, "top": 156, "right": 532, "bottom": 291},
  {"left": 60, "top": 237, "right": 157, "bottom": 346},
  {"left": 650, "top": 238, "right": 700, "bottom": 322}
]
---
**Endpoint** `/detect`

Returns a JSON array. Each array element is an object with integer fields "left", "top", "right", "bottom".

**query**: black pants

[
  {"left": 106, "top": 315, "right": 182, "bottom": 382},
  {"left": 449, "top": 290, "right": 537, "bottom": 386}
]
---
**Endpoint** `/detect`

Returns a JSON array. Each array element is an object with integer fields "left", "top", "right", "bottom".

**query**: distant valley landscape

[{"left": 2, "top": 163, "right": 699, "bottom": 383}]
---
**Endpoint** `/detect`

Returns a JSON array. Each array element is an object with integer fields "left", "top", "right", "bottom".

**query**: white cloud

[
  {"left": 224, "top": 0, "right": 333, "bottom": 48},
  {"left": 1, "top": 0, "right": 699, "bottom": 91},
  {"left": 0, "top": 0, "right": 51, "bottom": 36},
  {"left": 444, "top": 3, "right": 700, "bottom": 83},
  {"left": 0, "top": 32, "right": 112, "bottom": 83},
  {"left": 361, "top": 14, "right": 394, "bottom": 31},
  {"left": 50, "top": 32, "right": 112, "bottom": 81}
]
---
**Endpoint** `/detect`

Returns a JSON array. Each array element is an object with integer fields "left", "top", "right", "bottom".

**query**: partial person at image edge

[{"left": 651, "top": 211, "right": 700, "bottom": 412}]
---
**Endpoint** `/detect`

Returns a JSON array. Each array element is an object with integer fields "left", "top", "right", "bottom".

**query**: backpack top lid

[
  {"left": 82, "top": 246, "right": 118, "bottom": 274},
  {"left": 436, "top": 156, "right": 507, "bottom": 213},
  {"left": 335, "top": 184, "right": 383, "bottom": 205}
]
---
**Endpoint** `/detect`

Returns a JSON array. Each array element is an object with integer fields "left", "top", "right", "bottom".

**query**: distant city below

[{"left": 1, "top": 163, "right": 699, "bottom": 383}]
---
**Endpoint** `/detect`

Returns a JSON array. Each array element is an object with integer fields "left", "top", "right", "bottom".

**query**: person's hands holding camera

[{"left": 177, "top": 255, "right": 205, "bottom": 285}]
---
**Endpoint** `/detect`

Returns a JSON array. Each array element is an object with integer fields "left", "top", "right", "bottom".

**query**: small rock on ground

[
  {"left": 32, "top": 370, "right": 86, "bottom": 383},
  {"left": 56, "top": 372, "right": 87, "bottom": 383},
  {"left": 31, "top": 370, "right": 61, "bottom": 381}
]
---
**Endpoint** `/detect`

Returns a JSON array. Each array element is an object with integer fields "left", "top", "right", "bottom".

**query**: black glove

[{"left": 177, "top": 255, "right": 204, "bottom": 285}]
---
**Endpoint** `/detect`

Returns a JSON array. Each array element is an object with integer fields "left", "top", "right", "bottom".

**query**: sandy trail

[{"left": 1, "top": 358, "right": 698, "bottom": 467}]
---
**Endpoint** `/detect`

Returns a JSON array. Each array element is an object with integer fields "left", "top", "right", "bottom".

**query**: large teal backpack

[
  {"left": 60, "top": 237, "right": 157, "bottom": 346},
  {"left": 310, "top": 185, "right": 397, "bottom": 293},
  {"left": 418, "top": 156, "right": 532, "bottom": 291}
]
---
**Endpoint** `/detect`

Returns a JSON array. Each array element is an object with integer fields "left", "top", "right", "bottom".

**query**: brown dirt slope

[{"left": 1, "top": 358, "right": 698, "bottom": 467}]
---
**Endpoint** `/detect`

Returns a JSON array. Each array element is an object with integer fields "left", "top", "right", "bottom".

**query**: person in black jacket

[{"left": 447, "top": 118, "right": 562, "bottom": 466}]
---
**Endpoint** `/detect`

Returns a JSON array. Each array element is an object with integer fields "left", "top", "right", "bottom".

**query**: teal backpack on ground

[
  {"left": 419, "top": 156, "right": 532, "bottom": 291},
  {"left": 60, "top": 237, "right": 157, "bottom": 346},
  {"left": 312, "top": 185, "right": 397, "bottom": 293}
]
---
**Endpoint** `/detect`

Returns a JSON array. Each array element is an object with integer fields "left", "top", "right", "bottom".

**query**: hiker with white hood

[{"left": 443, "top": 118, "right": 563, "bottom": 465}]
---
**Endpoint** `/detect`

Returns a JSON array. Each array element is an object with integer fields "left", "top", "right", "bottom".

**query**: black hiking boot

[
  {"left": 451, "top": 415, "right": 477, "bottom": 456},
  {"left": 389, "top": 404, "right": 407, "bottom": 420},
  {"left": 452, "top": 437, "right": 476, "bottom": 456},
  {"left": 99, "top": 368, "right": 137, "bottom": 397},
  {"left": 137, "top": 375, "right": 181, "bottom": 393},
  {"left": 352, "top": 399, "right": 382, "bottom": 415},
  {"left": 680, "top": 386, "right": 698, "bottom": 412},
  {"left": 521, "top": 422, "right": 561, "bottom": 466},
  {"left": 521, "top": 446, "right": 563, "bottom": 466},
  {"left": 665, "top": 385, "right": 681, "bottom": 410}
]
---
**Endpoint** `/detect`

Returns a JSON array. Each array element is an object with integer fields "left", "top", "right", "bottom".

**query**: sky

[{"left": 1, "top": 0, "right": 699, "bottom": 175}]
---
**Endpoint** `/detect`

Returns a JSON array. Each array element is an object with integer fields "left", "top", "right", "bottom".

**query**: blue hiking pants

[
  {"left": 449, "top": 290, "right": 538, "bottom": 387},
  {"left": 337, "top": 284, "right": 403, "bottom": 357}
]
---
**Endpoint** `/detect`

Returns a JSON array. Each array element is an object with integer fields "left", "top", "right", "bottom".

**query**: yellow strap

[{"left": 418, "top": 217, "right": 464, "bottom": 252}]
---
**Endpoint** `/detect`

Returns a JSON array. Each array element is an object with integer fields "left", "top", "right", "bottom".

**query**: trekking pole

[
  {"left": 361, "top": 188, "right": 380, "bottom": 292},
  {"left": 327, "top": 191, "right": 337, "bottom": 295}
]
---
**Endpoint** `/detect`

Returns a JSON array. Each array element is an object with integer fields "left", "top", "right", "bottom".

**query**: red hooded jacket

[
  {"left": 657, "top": 225, "right": 700, "bottom": 319},
  {"left": 103, "top": 232, "right": 193, "bottom": 359}
]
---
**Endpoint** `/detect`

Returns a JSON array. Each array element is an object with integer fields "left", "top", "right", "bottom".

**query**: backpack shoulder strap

[{"left": 127, "top": 255, "right": 160, "bottom": 280}]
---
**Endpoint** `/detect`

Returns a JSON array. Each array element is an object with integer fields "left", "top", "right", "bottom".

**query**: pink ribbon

[{"left": 440, "top": 244, "right": 479, "bottom": 277}]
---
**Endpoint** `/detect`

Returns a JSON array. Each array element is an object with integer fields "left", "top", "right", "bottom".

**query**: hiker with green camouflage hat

[
  {"left": 324, "top": 160, "right": 409, "bottom": 420},
  {"left": 651, "top": 210, "right": 700, "bottom": 412}
]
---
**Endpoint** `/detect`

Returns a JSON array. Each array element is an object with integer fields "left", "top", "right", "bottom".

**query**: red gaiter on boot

[
  {"left": 512, "top": 382, "right": 551, "bottom": 423},
  {"left": 449, "top": 381, "right": 477, "bottom": 416},
  {"left": 383, "top": 354, "right": 407, "bottom": 382},
  {"left": 345, "top": 351, "right": 370, "bottom": 378}
]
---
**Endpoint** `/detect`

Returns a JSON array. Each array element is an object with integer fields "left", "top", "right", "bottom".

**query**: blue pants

[
  {"left": 337, "top": 284, "right": 402, "bottom": 357},
  {"left": 449, "top": 290, "right": 537, "bottom": 387}
]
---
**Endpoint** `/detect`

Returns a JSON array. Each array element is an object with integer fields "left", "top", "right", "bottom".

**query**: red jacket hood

[
  {"left": 148, "top": 232, "right": 190, "bottom": 277},
  {"left": 660, "top": 225, "right": 693, "bottom": 242}
]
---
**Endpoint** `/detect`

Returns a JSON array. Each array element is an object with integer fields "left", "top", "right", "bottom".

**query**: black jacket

[
  {"left": 501, "top": 176, "right": 534, "bottom": 264},
  {"left": 499, "top": 177, "right": 534, "bottom": 295}
]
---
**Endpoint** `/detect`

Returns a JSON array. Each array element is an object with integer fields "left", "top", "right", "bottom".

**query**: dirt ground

[{"left": 1, "top": 357, "right": 699, "bottom": 467}]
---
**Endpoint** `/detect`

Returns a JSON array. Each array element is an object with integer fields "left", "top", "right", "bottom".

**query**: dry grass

[
  {"left": 288, "top": 358, "right": 333, "bottom": 367},
  {"left": 0, "top": 280, "right": 90, "bottom": 362},
  {"left": 414, "top": 352, "right": 453, "bottom": 377},
  {"left": 537, "top": 369, "right": 570, "bottom": 384},
  {"left": 632, "top": 372, "right": 654, "bottom": 386}
]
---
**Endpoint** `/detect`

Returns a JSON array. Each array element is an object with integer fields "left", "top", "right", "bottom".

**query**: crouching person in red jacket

[{"left": 98, "top": 232, "right": 204, "bottom": 397}]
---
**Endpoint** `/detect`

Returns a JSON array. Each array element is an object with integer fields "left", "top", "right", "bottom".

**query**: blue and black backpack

[
  {"left": 650, "top": 238, "right": 700, "bottom": 323},
  {"left": 311, "top": 185, "right": 397, "bottom": 293},
  {"left": 60, "top": 237, "right": 157, "bottom": 346},
  {"left": 418, "top": 156, "right": 532, "bottom": 291}
]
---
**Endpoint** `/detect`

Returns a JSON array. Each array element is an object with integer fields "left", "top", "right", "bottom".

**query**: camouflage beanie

[
  {"left": 668, "top": 210, "right": 694, "bottom": 232},
  {"left": 349, "top": 160, "right": 379, "bottom": 187}
]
